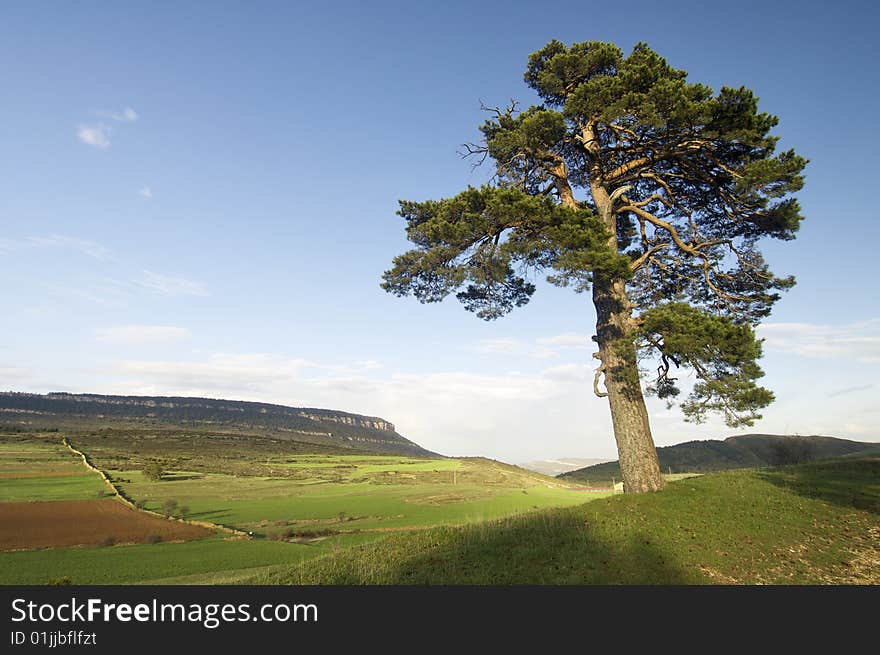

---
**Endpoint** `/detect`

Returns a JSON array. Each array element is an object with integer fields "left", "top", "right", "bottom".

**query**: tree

[
  {"left": 382, "top": 40, "right": 806, "bottom": 493},
  {"left": 142, "top": 460, "right": 165, "bottom": 482},
  {"left": 162, "top": 498, "right": 178, "bottom": 518}
]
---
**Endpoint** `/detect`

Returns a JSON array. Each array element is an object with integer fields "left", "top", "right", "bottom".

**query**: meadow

[
  {"left": 3, "top": 429, "right": 875, "bottom": 585},
  {"left": 0, "top": 437, "right": 107, "bottom": 501},
  {"left": 0, "top": 430, "right": 601, "bottom": 584},
  {"left": 248, "top": 458, "right": 880, "bottom": 585},
  {"left": 110, "top": 456, "right": 596, "bottom": 537}
]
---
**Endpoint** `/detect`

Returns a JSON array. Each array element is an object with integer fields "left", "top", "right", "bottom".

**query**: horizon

[
  {"left": 2, "top": 1, "right": 878, "bottom": 461},
  {"left": 2, "top": 389, "right": 876, "bottom": 464}
]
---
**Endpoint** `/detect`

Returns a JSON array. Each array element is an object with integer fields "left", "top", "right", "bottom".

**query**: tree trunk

[{"left": 592, "top": 276, "right": 665, "bottom": 493}]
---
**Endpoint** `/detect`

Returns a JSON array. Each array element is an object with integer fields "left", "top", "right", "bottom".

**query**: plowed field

[{"left": 0, "top": 499, "right": 214, "bottom": 550}]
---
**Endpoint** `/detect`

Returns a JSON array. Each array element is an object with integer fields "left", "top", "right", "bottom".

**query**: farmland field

[
  {"left": 0, "top": 498, "right": 213, "bottom": 550},
  {"left": 110, "top": 458, "right": 596, "bottom": 537},
  {"left": 0, "top": 430, "right": 601, "bottom": 584},
  {"left": 0, "top": 437, "right": 107, "bottom": 501}
]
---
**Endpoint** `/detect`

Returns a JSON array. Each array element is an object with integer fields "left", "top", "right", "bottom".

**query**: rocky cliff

[{"left": 0, "top": 391, "right": 435, "bottom": 457}]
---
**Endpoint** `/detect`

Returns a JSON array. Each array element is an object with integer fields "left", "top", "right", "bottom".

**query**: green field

[
  {"left": 4, "top": 430, "right": 875, "bottom": 585},
  {"left": 0, "top": 437, "right": 107, "bottom": 501},
  {"left": 0, "top": 533, "right": 382, "bottom": 585},
  {"left": 110, "top": 460, "right": 597, "bottom": 537},
  {"left": 0, "top": 431, "right": 600, "bottom": 584}
]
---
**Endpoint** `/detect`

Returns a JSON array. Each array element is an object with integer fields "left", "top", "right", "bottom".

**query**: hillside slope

[
  {"left": 0, "top": 392, "right": 435, "bottom": 457},
  {"left": 247, "top": 457, "right": 880, "bottom": 585},
  {"left": 560, "top": 434, "right": 878, "bottom": 485}
]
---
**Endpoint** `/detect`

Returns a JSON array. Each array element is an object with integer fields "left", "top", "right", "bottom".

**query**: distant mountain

[
  {"left": 518, "top": 458, "right": 612, "bottom": 477},
  {"left": 0, "top": 391, "right": 436, "bottom": 457},
  {"left": 559, "top": 434, "right": 879, "bottom": 485}
]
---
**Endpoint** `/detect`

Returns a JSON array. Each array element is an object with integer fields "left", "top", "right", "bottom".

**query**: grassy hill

[
  {"left": 246, "top": 456, "right": 880, "bottom": 585},
  {"left": 559, "top": 434, "right": 878, "bottom": 486},
  {"left": 0, "top": 391, "right": 434, "bottom": 457}
]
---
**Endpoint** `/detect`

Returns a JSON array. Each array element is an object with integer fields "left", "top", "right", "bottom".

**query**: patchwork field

[
  {"left": 0, "top": 437, "right": 107, "bottom": 501},
  {"left": 110, "top": 457, "right": 594, "bottom": 538},
  {"left": 0, "top": 430, "right": 600, "bottom": 584}
]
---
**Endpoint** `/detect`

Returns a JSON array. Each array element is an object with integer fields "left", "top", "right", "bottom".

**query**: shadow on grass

[
  {"left": 188, "top": 509, "right": 232, "bottom": 521},
  {"left": 267, "top": 507, "right": 701, "bottom": 585},
  {"left": 160, "top": 474, "right": 205, "bottom": 482},
  {"left": 756, "top": 457, "right": 879, "bottom": 515}
]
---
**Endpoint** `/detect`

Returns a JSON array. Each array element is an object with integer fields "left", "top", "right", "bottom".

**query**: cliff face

[{"left": 0, "top": 392, "right": 434, "bottom": 457}]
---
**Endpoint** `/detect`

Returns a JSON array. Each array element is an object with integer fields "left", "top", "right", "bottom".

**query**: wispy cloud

[
  {"left": 101, "top": 107, "right": 139, "bottom": 122},
  {"left": 115, "top": 354, "right": 313, "bottom": 391},
  {"left": 475, "top": 332, "right": 591, "bottom": 359},
  {"left": 475, "top": 337, "right": 524, "bottom": 354},
  {"left": 0, "top": 234, "right": 113, "bottom": 261},
  {"left": 136, "top": 270, "right": 209, "bottom": 297},
  {"left": 96, "top": 325, "right": 191, "bottom": 345},
  {"left": 828, "top": 383, "right": 874, "bottom": 398},
  {"left": 758, "top": 319, "right": 880, "bottom": 363},
  {"left": 537, "top": 333, "right": 589, "bottom": 349},
  {"left": 77, "top": 123, "right": 112, "bottom": 149},
  {"left": 139, "top": 187, "right": 153, "bottom": 199}
]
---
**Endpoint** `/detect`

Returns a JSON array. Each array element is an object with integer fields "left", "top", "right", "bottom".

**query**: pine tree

[{"left": 382, "top": 41, "right": 807, "bottom": 492}]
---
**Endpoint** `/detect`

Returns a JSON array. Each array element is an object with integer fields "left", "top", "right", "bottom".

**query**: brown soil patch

[{"left": 0, "top": 499, "right": 214, "bottom": 551}]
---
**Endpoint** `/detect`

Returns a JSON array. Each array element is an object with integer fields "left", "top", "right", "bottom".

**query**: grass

[
  {"left": 246, "top": 458, "right": 880, "bottom": 585},
  {"left": 0, "top": 436, "right": 107, "bottom": 501},
  {"left": 0, "top": 533, "right": 381, "bottom": 585},
  {"left": 112, "top": 465, "right": 598, "bottom": 535},
  {"left": 5, "top": 429, "right": 876, "bottom": 586},
  {"left": 0, "top": 431, "right": 600, "bottom": 583}
]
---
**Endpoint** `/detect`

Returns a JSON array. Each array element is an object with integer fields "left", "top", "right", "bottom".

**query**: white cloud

[
  {"left": 475, "top": 337, "right": 524, "bottom": 354},
  {"left": 136, "top": 270, "right": 209, "bottom": 297},
  {"left": 139, "top": 187, "right": 153, "bottom": 199},
  {"left": 77, "top": 123, "right": 111, "bottom": 149},
  {"left": 758, "top": 319, "right": 880, "bottom": 363},
  {"left": 541, "top": 363, "right": 591, "bottom": 382},
  {"left": 29, "top": 235, "right": 113, "bottom": 260},
  {"left": 0, "top": 234, "right": 113, "bottom": 261},
  {"left": 475, "top": 332, "right": 592, "bottom": 359},
  {"left": 114, "top": 354, "right": 313, "bottom": 393},
  {"left": 96, "top": 325, "right": 191, "bottom": 345},
  {"left": 109, "top": 107, "right": 138, "bottom": 122},
  {"left": 0, "top": 365, "right": 31, "bottom": 382},
  {"left": 537, "top": 333, "right": 589, "bottom": 349}
]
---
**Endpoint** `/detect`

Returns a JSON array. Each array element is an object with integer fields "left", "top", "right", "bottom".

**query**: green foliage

[
  {"left": 382, "top": 186, "right": 626, "bottom": 318},
  {"left": 142, "top": 460, "right": 165, "bottom": 482},
  {"left": 636, "top": 302, "right": 772, "bottom": 426},
  {"left": 383, "top": 39, "right": 806, "bottom": 428}
]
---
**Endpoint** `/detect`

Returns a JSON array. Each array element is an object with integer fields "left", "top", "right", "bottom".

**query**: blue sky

[{"left": 1, "top": 1, "right": 878, "bottom": 461}]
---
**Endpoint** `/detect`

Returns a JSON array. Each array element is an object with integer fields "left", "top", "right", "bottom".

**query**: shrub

[
  {"left": 100, "top": 535, "right": 116, "bottom": 547},
  {"left": 178, "top": 505, "right": 190, "bottom": 520},
  {"left": 145, "top": 534, "right": 162, "bottom": 544},
  {"left": 142, "top": 461, "right": 165, "bottom": 482},
  {"left": 48, "top": 576, "right": 72, "bottom": 586},
  {"left": 162, "top": 498, "right": 178, "bottom": 518}
]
